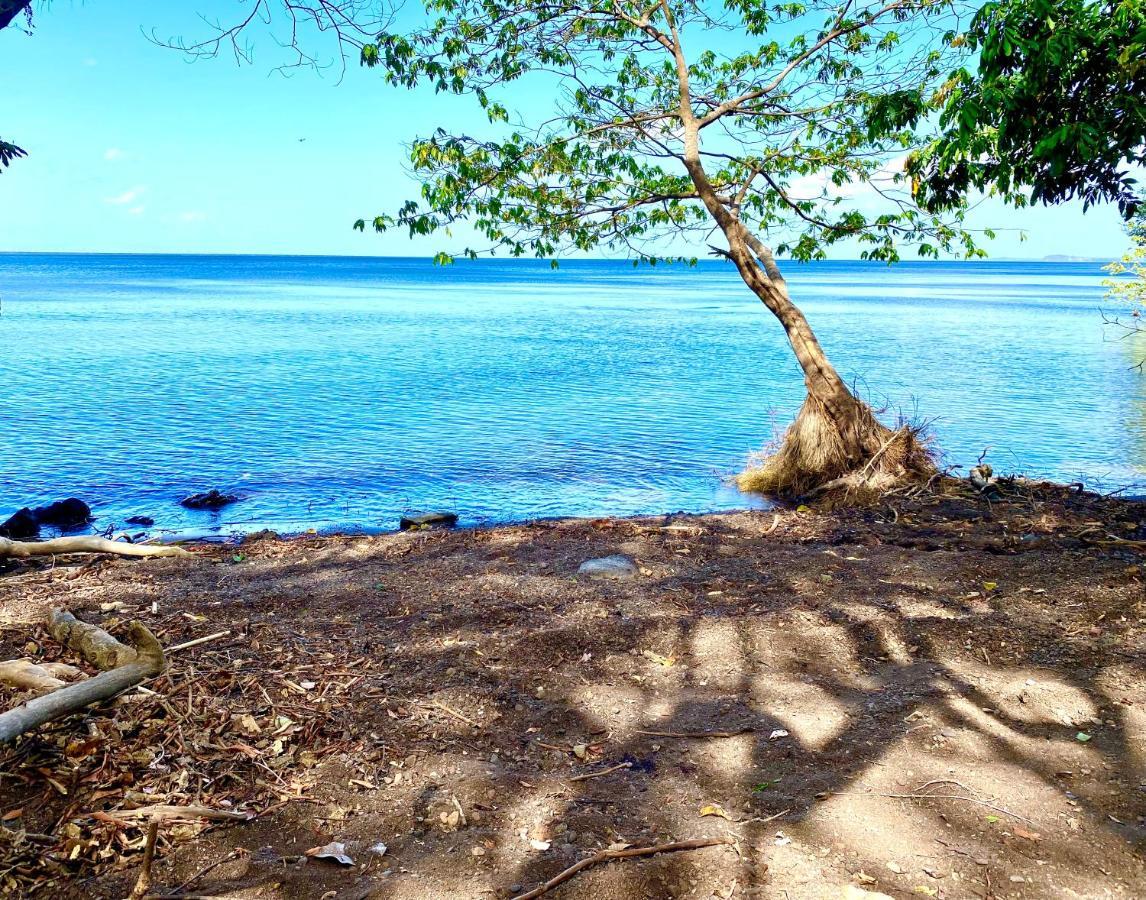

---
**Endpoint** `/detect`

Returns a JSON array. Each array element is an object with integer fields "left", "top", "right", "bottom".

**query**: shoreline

[{"left": 2, "top": 478, "right": 1143, "bottom": 898}]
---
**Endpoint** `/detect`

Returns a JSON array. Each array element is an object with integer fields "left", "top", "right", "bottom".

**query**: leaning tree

[{"left": 357, "top": 0, "right": 987, "bottom": 495}]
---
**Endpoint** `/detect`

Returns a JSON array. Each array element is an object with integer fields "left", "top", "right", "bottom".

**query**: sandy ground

[{"left": 1, "top": 483, "right": 1144, "bottom": 899}]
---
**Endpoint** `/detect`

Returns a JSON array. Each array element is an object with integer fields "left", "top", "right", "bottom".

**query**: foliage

[
  {"left": 1105, "top": 214, "right": 1146, "bottom": 325},
  {"left": 0, "top": 137, "right": 26, "bottom": 173},
  {"left": 911, "top": 0, "right": 1146, "bottom": 219},
  {"left": 355, "top": 0, "right": 987, "bottom": 265}
]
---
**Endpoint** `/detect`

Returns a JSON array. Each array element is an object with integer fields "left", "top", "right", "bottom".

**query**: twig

[
  {"left": 510, "top": 837, "right": 731, "bottom": 900},
  {"left": 167, "top": 631, "right": 231, "bottom": 653},
  {"left": 170, "top": 850, "right": 241, "bottom": 893},
  {"left": 424, "top": 700, "right": 480, "bottom": 728},
  {"left": 569, "top": 761, "right": 632, "bottom": 782},
  {"left": 834, "top": 790, "right": 1038, "bottom": 827},
  {"left": 128, "top": 820, "right": 160, "bottom": 900},
  {"left": 635, "top": 728, "right": 752, "bottom": 739},
  {"left": 764, "top": 513, "right": 780, "bottom": 535}
]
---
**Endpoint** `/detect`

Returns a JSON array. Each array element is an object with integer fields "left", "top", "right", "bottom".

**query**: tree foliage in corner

[
  {"left": 357, "top": 0, "right": 986, "bottom": 495},
  {"left": 911, "top": 0, "right": 1146, "bottom": 219},
  {"left": 1105, "top": 215, "right": 1146, "bottom": 355}
]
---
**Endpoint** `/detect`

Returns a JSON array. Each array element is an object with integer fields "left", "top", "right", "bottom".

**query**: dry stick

[
  {"left": 169, "top": 850, "right": 241, "bottom": 894},
  {"left": 510, "top": 837, "right": 732, "bottom": 900},
  {"left": 425, "top": 700, "right": 480, "bottom": 728},
  {"left": 0, "top": 623, "right": 166, "bottom": 743},
  {"left": 112, "top": 805, "right": 254, "bottom": 822},
  {"left": 167, "top": 631, "right": 231, "bottom": 654},
  {"left": 0, "top": 536, "right": 190, "bottom": 559},
  {"left": 635, "top": 728, "right": 752, "bottom": 739},
  {"left": 568, "top": 761, "right": 632, "bottom": 783},
  {"left": 128, "top": 821, "right": 160, "bottom": 900}
]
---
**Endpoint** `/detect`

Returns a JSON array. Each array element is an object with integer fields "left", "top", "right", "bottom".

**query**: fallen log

[
  {"left": 0, "top": 660, "right": 67, "bottom": 694},
  {"left": 0, "top": 622, "right": 166, "bottom": 743},
  {"left": 50, "top": 608, "right": 139, "bottom": 669},
  {"left": 0, "top": 536, "right": 190, "bottom": 560}
]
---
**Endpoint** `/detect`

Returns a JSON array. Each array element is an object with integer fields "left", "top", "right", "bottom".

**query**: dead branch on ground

[{"left": 0, "top": 535, "right": 190, "bottom": 560}]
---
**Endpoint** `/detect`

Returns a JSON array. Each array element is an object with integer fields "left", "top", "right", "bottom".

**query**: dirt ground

[{"left": 1, "top": 482, "right": 1144, "bottom": 899}]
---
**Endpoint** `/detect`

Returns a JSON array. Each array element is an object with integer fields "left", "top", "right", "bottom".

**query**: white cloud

[
  {"left": 177, "top": 211, "right": 207, "bottom": 223},
  {"left": 105, "top": 186, "right": 145, "bottom": 205},
  {"left": 128, "top": 206, "right": 145, "bottom": 216},
  {"left": 103, "top": 148, "right": 123, "bottom": 161}
]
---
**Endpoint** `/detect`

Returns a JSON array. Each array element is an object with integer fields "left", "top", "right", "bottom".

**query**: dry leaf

[
  {"left": 641, "top": 650, "right": 674, "bottom": 667},
  {"left": 1012, "top": 825, "right": 1042, "bottom": 841},
  {"left": 699, "top": 803, "right": 731, "bottom": 820},
  {"left": 305, "top": 841, "right": 354, "bottom": 866},
  {"left": 529, "top": 839, "right": 551, "bottom": 851}
]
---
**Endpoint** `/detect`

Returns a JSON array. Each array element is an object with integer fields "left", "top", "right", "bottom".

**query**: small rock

[
  {"left": 125, "top": 515, "right": 155, "bottom": 526},
  {"left": 399, "top": 511, "right": 458, "bottom": 530},
  {"left": 577, "top": 555, "right": 638, "bottom": 579},
  {"left": 181, "top": 489, "right": 239, "bottom": 510},
  {"left": 886, "top": 861, "right": 903, "bottom": 874}
]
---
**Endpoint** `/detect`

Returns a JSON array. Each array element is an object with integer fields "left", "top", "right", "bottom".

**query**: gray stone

[{"left": 577, "top": 554, "right": 638, "bottom": 579}]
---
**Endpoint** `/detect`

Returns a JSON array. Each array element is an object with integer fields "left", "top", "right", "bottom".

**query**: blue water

[{"left": 1, "top": 254, "right": 1142, "bottom": 536}]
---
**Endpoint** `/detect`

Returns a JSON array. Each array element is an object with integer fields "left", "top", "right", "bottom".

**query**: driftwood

[
  {"left": 0, "top": 621, "right": 166, "bottom": 743},
  {"left": 0, "top": 536, "right": 190, "bottom": 559},
  {"left": 49, "top": 608, "right": 138, "bottom": 669},
  {"left": 0, "top": 660, "right": 69, "bottom": 694}
]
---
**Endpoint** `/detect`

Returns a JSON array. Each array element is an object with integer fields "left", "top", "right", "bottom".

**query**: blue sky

[{"left": 0, "top": 0, "right": 1135, "bottom": 259}]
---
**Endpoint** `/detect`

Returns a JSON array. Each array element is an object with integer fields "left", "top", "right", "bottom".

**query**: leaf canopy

[
  {"left": 357, "top": 0, "right": 988, "bottom": 263},
  {"left": 912, "top": 0, "right": 1146, "bottom": 219}
]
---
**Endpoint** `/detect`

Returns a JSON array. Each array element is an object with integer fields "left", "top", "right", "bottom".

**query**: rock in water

[
  {"left": 125, "top": 515, "right": 155, "bottom": 527},
  {"left": 32, "top": 498, "right": 91, "bottom": 529},
  {"left": 181, "top": 490, "right": 239, "bottom": 510},
  {"left": 577, "top": 555, "right": 638, "bottom": 579},
  {"left": 399, "top": 512, "right": 459, "bottom": 530},
  {"left": 0, "top": 508, "right": 39, "bottom": 540}
]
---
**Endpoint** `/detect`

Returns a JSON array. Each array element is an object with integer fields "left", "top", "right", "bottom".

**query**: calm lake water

[{"left": 1, "top": 254, "right": 1142, "bottom": 536}]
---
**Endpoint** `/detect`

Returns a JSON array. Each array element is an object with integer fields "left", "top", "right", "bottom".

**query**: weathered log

[
  {"left": 0, "top": 660, "right": 67, "bottom": 694},
  {"left": 50, "top": 609, "right": 137, "bottom": 670},
  {"left": 0, "top": 622, "right": 165, "bottom": 743},
  {"left": 0, "top": 535, "right": 190, "bottom": 559}
]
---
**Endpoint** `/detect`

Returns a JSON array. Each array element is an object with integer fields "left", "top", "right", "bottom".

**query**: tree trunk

[{"left": 724, "top": 232, "right": 931, "bottom": 497}]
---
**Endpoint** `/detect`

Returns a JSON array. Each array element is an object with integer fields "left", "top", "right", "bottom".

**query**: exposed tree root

[
  {"left": 0, "top": 620, "right": 166, "bottom": 743},
  {"left": 737, "top": 393, "right": 934, "bottom": 500},
  {"left": 0, "top": 536, "right": 190, "bottom": 560}
]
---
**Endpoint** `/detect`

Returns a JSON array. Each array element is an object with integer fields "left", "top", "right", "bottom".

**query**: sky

[{"left": 0, "top": 0, "right": 1136, "bottom": 259}]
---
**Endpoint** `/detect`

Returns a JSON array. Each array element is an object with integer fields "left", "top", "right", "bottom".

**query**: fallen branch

[
  {"left": 113, "top": 804, "right": 254, "bottom": 822},
  {"left": 50, "top": 608, "right": 138, "bottom": 669},
  {"left": 568, "top": 761, "right": 632, "bottom": 783},
  {"left": 510, "top": 837, "right": 731, "bottom": 900},
  {"left": 635, "top": 728, "right": 752, "bottom": 739},
  {"left": 167, "top": 631, "right": 231, "bottom": 654},
  {"left": 0, "top": 622, "right": 166, "bottom": 743},
  {"left": 0, "top": 660, "right": 68, "bottom": 694},
  {"left": 0, "top": 536, "right": 190, "bottom": 559}
]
